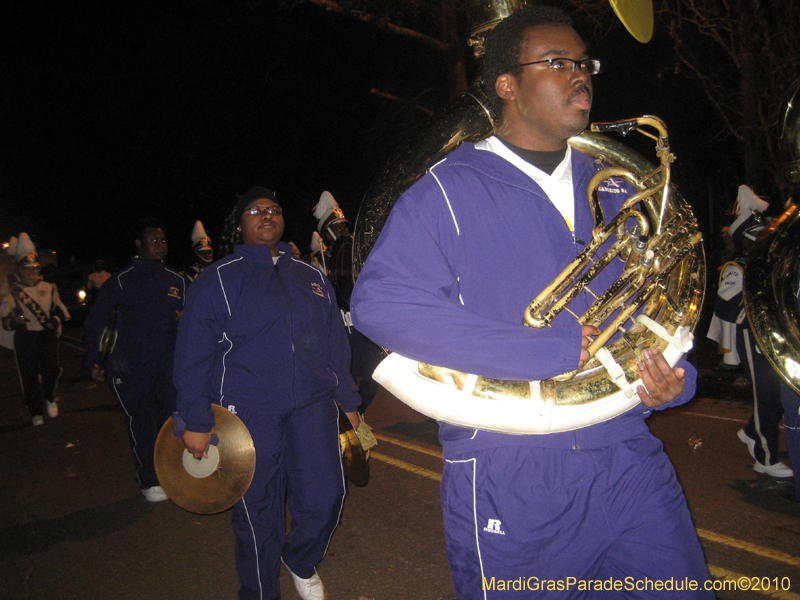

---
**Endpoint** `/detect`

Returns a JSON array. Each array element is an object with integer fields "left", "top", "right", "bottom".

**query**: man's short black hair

[
  {"left": 128, "top": 217, "right": 167, "bottom": 243},
  {"left": 482, "top": 5, "right": 575, "bottom": 115}
]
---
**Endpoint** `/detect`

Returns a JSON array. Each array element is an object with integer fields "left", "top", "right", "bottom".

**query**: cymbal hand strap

[{"left": 171, "top": 412, "right": 219, "bottom": 446}]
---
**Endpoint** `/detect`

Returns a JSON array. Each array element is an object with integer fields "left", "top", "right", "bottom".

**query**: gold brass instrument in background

[
  {"left": 743, "top": 204, "right": 800, "bottom": 396},
  {"left": 743, "top": 79, "right": 800, "bottom": 395},
  {"left": 782, "top": 79, "right": 800, "bottom": 187}
]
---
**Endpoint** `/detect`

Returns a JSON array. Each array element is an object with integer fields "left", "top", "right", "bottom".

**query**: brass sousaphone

[
  {"left": 743, "top": 79, "right": 800, "bottom": 394},
  {"left": 353, "top": 0, "right": 705, "bottom": 434}
]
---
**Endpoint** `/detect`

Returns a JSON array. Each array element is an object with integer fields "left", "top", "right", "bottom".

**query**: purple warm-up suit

[
  {"left": 351, "top": 140, "right": 712, "bottom": 599},
  {"left": 84, "top": 258, "right": 185, "bottom": 490},
  {"left": 174, "top": 243, "right": 361, "bottom": 600}
]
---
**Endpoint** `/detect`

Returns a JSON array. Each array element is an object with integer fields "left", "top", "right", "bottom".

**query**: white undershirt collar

[{"left": 476, "top": 136, "right": 576, "bottom": 231}]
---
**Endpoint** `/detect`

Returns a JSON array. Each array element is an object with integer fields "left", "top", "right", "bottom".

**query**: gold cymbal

[
  {"left": 154, "top": 405, "right": 255, "bottom": 514},
  {"left": 609, "top": 0, "right": 654, "bottom": 43},
  {"left": 338, "top": 405, "right": 369, "bottom": 487}
]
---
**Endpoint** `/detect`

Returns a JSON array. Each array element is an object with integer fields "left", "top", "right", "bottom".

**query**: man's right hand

[
  {"left": 2, "top": 311, "right": 27, "bottom": 330},
  {"left": 90, "top": 363, "right": 106, "bottom": 382},
  {"left": 182, "top": 430, "right": 212, "bottom": 460},
  {"left": 578, "top": 325, "right": 601, "bottom": 369}
]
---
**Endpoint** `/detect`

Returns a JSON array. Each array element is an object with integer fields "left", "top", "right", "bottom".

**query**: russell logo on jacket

[{"left": 483, "top": 519, "right": 506, "bottom": 535}]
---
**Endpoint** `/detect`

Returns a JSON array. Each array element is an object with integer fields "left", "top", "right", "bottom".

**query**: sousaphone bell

[{"left": 742, "top": 79, "right": 800, "bottom": 394}]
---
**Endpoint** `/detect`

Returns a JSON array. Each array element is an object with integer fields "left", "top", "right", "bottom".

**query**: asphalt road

[{"left": 2, "top": 324, "right": 799, "bottom": 599}]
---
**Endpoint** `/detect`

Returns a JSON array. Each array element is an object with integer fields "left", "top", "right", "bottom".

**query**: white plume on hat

[
  {"left": 310, "top": 231, "right": 325, "bottom": 254},
  {"left": 313, "top": 191, "right": 346, "bottom": 232},
  {"left": 729, "top": 185, "right": 770, "bottom": 237},
  {"left": 6, "top": 236, "right": 18, "bottom": 256},
  {"left": 191, "top": 220, "right": 212, "bottom": 250},
  {"left": 15, "top": 232, "right": 39, "bottom": 267}
]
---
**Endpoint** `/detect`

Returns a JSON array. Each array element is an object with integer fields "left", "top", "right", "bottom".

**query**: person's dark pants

[
  {"left": 737, "top": 323, "right": 786, "bottom": 466},
  {"left": 108, "top": 364, "right": 176, "bottom": 489},
  {"left": 779, "top": 384, "right": 800, "bottom": 499},
  {"left": 231, "top": 399, "right": 345, "bottom": 600},
  {"left": 14, "top": 328, "right": 61, "bottom": 418},
  {"left": 441, "top": 435, "right": 713, "bottom": 599}
]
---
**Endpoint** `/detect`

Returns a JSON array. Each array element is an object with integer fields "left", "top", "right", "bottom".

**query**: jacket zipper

[{"left": 275, "top": 259, "right": 297, "bottom": 408}]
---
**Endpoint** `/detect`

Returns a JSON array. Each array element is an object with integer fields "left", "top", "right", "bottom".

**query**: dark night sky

[{"left": 1, "top": 1, "right": 736, "bottom": 272}]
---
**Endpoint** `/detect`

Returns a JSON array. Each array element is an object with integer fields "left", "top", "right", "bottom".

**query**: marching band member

[
  {"left": 182, "top": 220, "right": 214, "bottom": 283},
  {"left": 175, "top": 186, "right": 361, "bottom": 600},
  {"left": 312, "top": 191, "right": 383, "bottom": 417},
  {"left": 83, "top": 217, "right": 185, "bottom": 502},
  {"left": 732, "top": 186, "right": 795, "bottom": 479},
  {"left": 1, "top": 232, "right": 69, "bottom": 426},
  {"left": 352, "top": 6, "right": 710, "bottom": 598}
]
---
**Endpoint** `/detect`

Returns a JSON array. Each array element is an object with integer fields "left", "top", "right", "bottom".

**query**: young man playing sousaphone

[{"left": 352, "top": 5, "right": 712, "bottom": 598}]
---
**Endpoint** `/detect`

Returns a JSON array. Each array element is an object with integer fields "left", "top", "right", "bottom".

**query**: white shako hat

[
  {"left": 729, "top": 185, "right": 769, "bottom": 238},
  {"left": 15, "top": 232, "right": 39, "bottom": 267},
  {"left": 191, "top": 220, "right": 212, "bottom": 251},
  {"left": 313, "top": 191, "right": 348, "bottom": 234}
]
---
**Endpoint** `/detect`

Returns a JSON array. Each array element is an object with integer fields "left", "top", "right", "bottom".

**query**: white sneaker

[
  {"left": 46, "top": 399, "right": 59, "bottom": 418},
  {"left": 737, "top": 428, "right": 756, "bottom": 460},
  {"left": 754, "top": 461, "right": 794, "bottom": 478},
  {"left": 284, "top": 562, "right": 328, "bottom": 600},
  {"left": 32, "top": 415, "right": 44, "bottom": 426},
  {"left": 142, "top": 486, "right": 169, "bottom": 502},
  {"left": 738, "top": 429, "right": 794, "bottom": 477}
]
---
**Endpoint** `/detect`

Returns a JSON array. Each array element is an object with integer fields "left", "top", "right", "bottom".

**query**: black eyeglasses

[
  {"left": 517, "top": 58, "right": 601, "bottom": 75},
  {"left": 243, "top": 205, "right": 283, "bottom": 217}
]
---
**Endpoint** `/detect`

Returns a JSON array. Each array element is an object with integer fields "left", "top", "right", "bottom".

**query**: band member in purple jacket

[
  {"left": 175, "top": 187, "right": 361, "bottom": 600},
  {"left": 84, "top": 218, "right": 185, "bottom": 503},
  {"left": 352, "top": 6, "right": 711, "bottom": 599}
]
